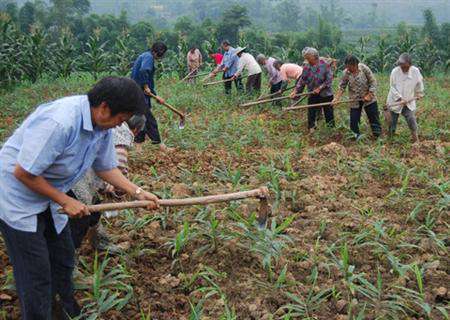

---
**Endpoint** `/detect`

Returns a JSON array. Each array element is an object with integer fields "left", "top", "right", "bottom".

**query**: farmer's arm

[
  {"left": 415, "top": 69, "right": 424, "bottom": 99},
  {"left": 14, "top": 118, "right": 88, "bottom": 217},
  {"left": 389, "top": 69, "right": 402, "bottom": 101},
  {"left": 291, "top": 69, "right": 306, "bottom": 98},
  {"left": 14, "top": 166, "right": 88, "bottom": 217},
  {"left": 334, "top": 71, "right": 349, "bottom": 103},
  {"left": 93, "top": 133, "right": 158, "bottom": 207},
  {"left": 95, "top": 168, "right": 158, "bottom": 206},
  {"left": 140, "top": 54, "right": 156, "bottom": 95}
]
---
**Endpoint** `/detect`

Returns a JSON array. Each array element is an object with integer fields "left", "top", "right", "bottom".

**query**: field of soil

[{"left": 0, "top": 74, "right": 448, "bottom": 319}]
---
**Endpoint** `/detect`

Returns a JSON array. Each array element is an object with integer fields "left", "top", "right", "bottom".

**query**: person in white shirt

[
  {"left": 232, "top": 47, "right": 262, "bottom": 95},
  {"left": 386, "top": 53, "right": 424, "bottom": 142}
]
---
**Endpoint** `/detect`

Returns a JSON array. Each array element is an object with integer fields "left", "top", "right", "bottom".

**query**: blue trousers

[{"left": 0, "top": 209, "right": 80, "bottom": 320}]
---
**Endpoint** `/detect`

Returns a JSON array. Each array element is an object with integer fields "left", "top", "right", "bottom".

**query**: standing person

[
  {"left": 256, "top": 54, "right": 283, "bottom": 105},
  {"left": 273, "top": 60, "right": 303, "bottom": 89},
  {"left": 69, "top": 115, "right": 146, "bottom": 253},
  {"left": 290, "top": 47, "right": 334, "bottom": 133},
  {"left": 186, "top": 46, "right": 202, "bottom": 83},
  {"left": 232, "top": 47, "right": 262, "bottom": 95},
  {"left": 211, "top": 40, "right": 242, "bottom": 94},
  {"left": 0, "top": 77, "right": 159, "bottom": 320},
  {"left": 386, "top": 53, "right": 424, "bottom": 143},
  {"left": 131, "top": 42, "right": 172, "bottom": 152},
  {"left": 333, "top": 55, "right": 381, "bottom": 140}
]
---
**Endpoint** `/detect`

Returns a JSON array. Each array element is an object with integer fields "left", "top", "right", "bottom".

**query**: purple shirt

[
  {"left": 295, "top": 59, "right": 333, "bottom": 97},
  {"left": 265, "top": 57, "right": 283, "bottom": 85}
]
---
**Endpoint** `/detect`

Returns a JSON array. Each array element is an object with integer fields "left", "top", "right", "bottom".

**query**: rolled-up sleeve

[
  {"left": 339, "top": 71, "right": 349, "bottom": 92},
  {"left": 415, "top": 70, "right": 424, "bottom": 96},
  {"left": 321, "top": 64, "right": 333, "bottom": 89},
  {"left": 389, "top": 70, "right": 402, "bottom": 101},
  {"left": 17, "top": 118, "right": 66, "bottom": 176},
  {"left": 92, "top": 132, "right": 118, "bottom": 172},
  {"left": 295, "top": 69, "right": 307, "bottom": 94},
  {"left": 363, "top": 65, "right": 377, "bottom": 93},
  {"left": 140, "top": 55, "right": 156, "bottom": 95}
]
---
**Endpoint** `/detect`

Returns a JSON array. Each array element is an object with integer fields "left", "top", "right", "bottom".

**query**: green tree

[
  {"left": 3, "top": 2, "right": 18, "bottom": 22},
  {"left": 18, "top": 1, "right": 36, "bottom": 32},
  {"left": 216, "top": 4, "right": 251, "bottom": 44},
  {"left": 272, "top": 0, "right": 302, "bottom": 32},
  {"left": 422, "top": 9, "right": 440, "bottom": 45}
]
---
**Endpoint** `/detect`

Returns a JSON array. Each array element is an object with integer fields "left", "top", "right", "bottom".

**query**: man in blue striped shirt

[
  {"left": 0, "top": 77, "right": 159, "bottom": 319},
  {"left": 211, "top": 40, "right": 243, "bottom": 94}
]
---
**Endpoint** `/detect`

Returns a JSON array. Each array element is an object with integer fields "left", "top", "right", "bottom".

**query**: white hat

[{"left": 235, "top": 46, "right": 247, "bottom": 55}]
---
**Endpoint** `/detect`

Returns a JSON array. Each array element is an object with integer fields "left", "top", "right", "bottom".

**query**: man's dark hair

[
  {"left": 151, "top": 42, "right": 168, "bottom": 58},
  {"left": 88, "top": 77, "right": 146, "bottom": 116},
  {"left": 221, "top": 40, "right": 230, "bottom": 46},
  {"left": 344, "top": 55, "right": 359, "bottom": 66}
]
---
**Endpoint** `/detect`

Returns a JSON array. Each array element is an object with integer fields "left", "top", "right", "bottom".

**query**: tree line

[{"left": 0, "top": 0, "right": 449, "bottom": 89}]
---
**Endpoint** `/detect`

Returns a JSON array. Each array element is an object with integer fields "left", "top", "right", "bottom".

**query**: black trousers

[
  {"left": 307, "top": 95, "right": 335, "bottom": 129},
  {"left": 246, "top": 73, "right": 261, "bottom": 95},
  {"left": 224, "top": 74, "right": 243, "bottom": 94},
  {"left": 0, "top": 210, "right": 80, "bottom": 320},
  {"left": 67, "top": 191, "right": 101, "bottom": 250},
  {"left": 350, "top": 101, "right": 381, "bottom": 137},
  {"left": 270, "top": 81, "right": 283, "bottom": 106},
  {"left": 135, "top": 97, "right": 161, "bottom": 144}
]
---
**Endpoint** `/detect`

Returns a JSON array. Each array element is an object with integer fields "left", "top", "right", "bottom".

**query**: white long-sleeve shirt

[
  {"left": 236, "top": 52, "right": 262, "bottom": 76},
  {"left": 387, "top": 66, "right": 424, "bottom": 114}
]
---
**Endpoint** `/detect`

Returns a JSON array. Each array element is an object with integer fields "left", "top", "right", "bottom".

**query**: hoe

[{"left": 60, "top": 187, "right": 272, "bottom": 228}]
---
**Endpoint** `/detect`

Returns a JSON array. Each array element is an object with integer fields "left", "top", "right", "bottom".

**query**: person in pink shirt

[{"left": 273, "top": 61, "right": 303, "bottom": 84}]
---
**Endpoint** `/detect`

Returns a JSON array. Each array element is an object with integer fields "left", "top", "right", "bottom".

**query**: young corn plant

[
  {"left": 356, "top": 268, "right": 412, "bottom": 318},
  {"left": 165, "top": 221, "right": 193, "bottom": 259},
  {"left": 195, "top": 209, "right": 230, "bottom": 254},
  {"left": 232, "top": 217, "right": 294, "bottom": 282},
  {"left": 76, "top": 253, "right": 133, "bottom": 319},
  {"left": 279, "top": 267, "right": 332, "bottom": 319},
  {"left": 187, "top": 266, "right": 236, "bottom": 319}
]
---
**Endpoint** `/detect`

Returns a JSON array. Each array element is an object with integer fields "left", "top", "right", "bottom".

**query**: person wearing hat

[
  {"left": 386, "top": 53, "right": 424, "bottom": 143},
  {"left": 231, "top": 47, "right": 262, "bottom": 95},
  {"left": 0, "top": 77, "right": 159, "bottom": 319},
  {"left": 211, "top": 40, "right": 243, "bottom": 94},
  {"left": 256, "top": 54, "right": 283, "bottom": 105}
]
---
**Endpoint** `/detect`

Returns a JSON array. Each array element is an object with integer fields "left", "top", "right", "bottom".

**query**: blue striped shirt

[{"left": 0, "top": 95, "right": 118, "bottom": 233}]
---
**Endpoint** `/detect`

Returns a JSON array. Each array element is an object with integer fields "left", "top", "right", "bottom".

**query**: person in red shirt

[{"left": 209, "top": 51, "right": 223, "bottom": 65}]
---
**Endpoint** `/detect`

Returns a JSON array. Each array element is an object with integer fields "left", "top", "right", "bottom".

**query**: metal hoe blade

[{"left": 178, "top": 116, "right": 186, "bottom": 129}]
